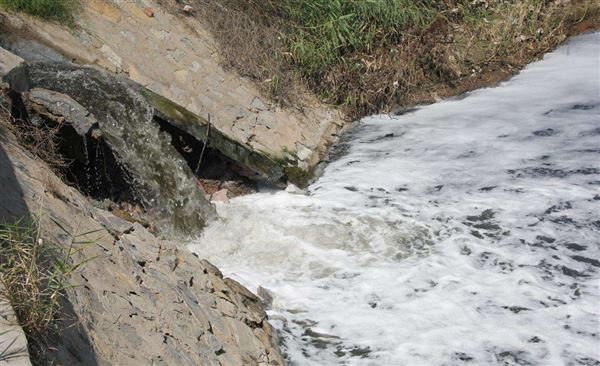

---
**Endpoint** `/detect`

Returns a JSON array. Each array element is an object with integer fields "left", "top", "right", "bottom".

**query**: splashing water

[
  {"left": 189, "top": 33, "right": 600, "bottom": 365},
  {"left": 28, "top": 63, "right": 215, "bottom": 234}
]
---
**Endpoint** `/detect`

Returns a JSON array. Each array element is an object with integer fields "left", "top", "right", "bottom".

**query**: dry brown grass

[
  {"left": 0, "top": 216, "right": 97, "bottom": 364},
  {"left": 157, "top": 0, "right": 302, "bottom": 106},
  {"left": 0, "top": 218, "right": 59, "bottom": 340},
  {"left": 0, "top": 92, "right": 67, "bottom": 173},
  {"left": 1, "top": 91, "right": 97, "bottom": 363},
  {"left": 321, "top": 0, "right": 600, "bottom": 116},
  {"left": 168, "top": 0, "right": 600, "bottom": 119}
]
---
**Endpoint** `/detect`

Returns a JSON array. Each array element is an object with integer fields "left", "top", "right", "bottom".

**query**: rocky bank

[
  {"left": 0, "top": 0, "right": 348, "bottom": 363},
  {"left": 0, "top": 94, "right": 283, "bottom": 364}
]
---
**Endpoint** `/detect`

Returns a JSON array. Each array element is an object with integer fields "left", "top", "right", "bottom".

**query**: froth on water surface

[{"left": 189, "top": 33, "right": 600, "bottom": 365}]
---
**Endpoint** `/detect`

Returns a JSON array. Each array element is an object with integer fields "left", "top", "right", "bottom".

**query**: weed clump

[
  {"left": 0, "top": 0, "right": 78, "bottom": 22},
  {"left": 0, "top": 216, "right": 95, "bottom": 363},
  {"left": 0, "top": 94, "right": 67, "bottom": 174}
]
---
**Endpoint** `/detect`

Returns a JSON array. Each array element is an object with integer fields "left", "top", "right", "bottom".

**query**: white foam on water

[{"left": 188, "top": 33, "right": 600, "bottom": 365}]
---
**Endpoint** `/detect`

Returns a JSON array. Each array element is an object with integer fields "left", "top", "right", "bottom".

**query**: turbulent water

[{"left": 189, "top": 33, "right": 600, "bottom": 365}]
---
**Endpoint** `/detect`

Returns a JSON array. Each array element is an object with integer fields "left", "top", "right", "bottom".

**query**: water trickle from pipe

[{"left": 28, "top": 63, "right": 216, "bottom": 235}]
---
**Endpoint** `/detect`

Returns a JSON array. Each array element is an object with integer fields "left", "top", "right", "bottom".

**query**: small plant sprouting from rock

[
  {"left": 0, "top": 98, "right": 67, "bottom": 175},
  {"left": 0, "top": 216, "right": 97, "bottom": 361}
]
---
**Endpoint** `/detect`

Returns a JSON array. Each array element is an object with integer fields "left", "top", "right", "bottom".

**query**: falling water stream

[
  {"left": 189, "top": 33, "right": 600, "bottom": 365},
  {"left": 27, "top": 63, "right": 215, "bottom": 234}
]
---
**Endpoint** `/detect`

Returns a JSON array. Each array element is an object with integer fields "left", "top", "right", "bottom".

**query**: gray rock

[
  {"left": 0, "top": 37, "right": 70, "bottom": 64},
  {"left": 249, "top": 97, "right": 268, "bottom": 112},
  {"left": 0, "top": 124, "right": 284, "bottom": 365},
  {"left": 257, "top": 286, "right": 274, "bottom": 309},
  {"left": 140, "top": 88, "right": 287, "bottom": 185},
  {"left": 90, "top": 207, "right": 133, "bottom": 236},
  {"left": 0, "top": 47, "right": 29, "bottom": 92},
  {"left": 0, "top": 284, "right": 32, "bottom": 366},
  {"left": 26, "top": 88, "right": 97, "bottom": 135},
  {"left": 27, "top": 62, "right": 215, "bottom": 235}
]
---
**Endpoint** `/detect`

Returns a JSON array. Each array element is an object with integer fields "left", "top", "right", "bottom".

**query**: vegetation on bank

[
  {"left": 0, "top": 0, "right": 77, "bottom": 22},
  {"left": 191, "top": 0, "right": 599, "bottom": 118},
  {"left": 0, "top": 95, "right": 66, "bottom": 175},
  {"left": 0, "top": 106, "right": 92, "bottom": 363},
  {"left": 4, "top": 0, "right": 597, "bottom": 117},
  {"left": 0, "top": 216, "right": 96, "bottom": 364}
]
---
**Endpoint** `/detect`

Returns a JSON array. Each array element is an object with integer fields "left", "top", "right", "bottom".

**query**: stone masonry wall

[{"left": 0, "top": 0, "right": 346, "bottom": 178}]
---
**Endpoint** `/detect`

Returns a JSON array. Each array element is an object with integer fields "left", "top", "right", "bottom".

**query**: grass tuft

[
  {"left": 0, "top": 216, "right": 96, "bottom": 363},
  {"left": 0, "top": 0, "right": 78, "bottom": 22},
  {"left": 273, "top": 0, "right": 436, "bottom": 78},
  {"left": 0, "top": 93, "right": 67, "bottom": 174}
]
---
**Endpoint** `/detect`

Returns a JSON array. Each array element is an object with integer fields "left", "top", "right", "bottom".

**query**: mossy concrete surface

[{"left": 140, "top": 88, "right": 291, "bottom": 185}]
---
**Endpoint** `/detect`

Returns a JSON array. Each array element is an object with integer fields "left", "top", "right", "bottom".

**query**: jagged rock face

[
  {"left": 0, "top": 125, "right": 284, "bottom": 365},
  {"left": 141, "top": 89, "right": 287, "bottom": 184},
  {"left": 27, "top": 62, "right": 215, "bottom": 235},
  {"left": 2, "top": 38, "right": 293, "bottom": 186}
]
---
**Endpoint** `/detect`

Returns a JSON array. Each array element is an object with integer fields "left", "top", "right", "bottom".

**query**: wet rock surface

[
  {"left": 2, "top": 40, "right": 304, "bottom": 234},
  {"left": 143, "top": 90, "right": 287, "bottom": 185},
  {"left": 25, "top": 88, "right": 98, "bottom": 136},
  {"left": 0, "top": 43, "right": 299, "bottom": 240},
  {"left": 0, "top": 123, "right": 284, "bottom": 365},
  {"left": 26, "top": 61, "right": 215, "bottom": 235}
]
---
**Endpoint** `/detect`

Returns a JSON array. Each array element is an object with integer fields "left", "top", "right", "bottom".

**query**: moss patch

[
  {"left": 140, "top": 88, "right": 289, "bottom": 184},
  {"left": 284, "top": 166, "right": 313, "bottom": 188}
]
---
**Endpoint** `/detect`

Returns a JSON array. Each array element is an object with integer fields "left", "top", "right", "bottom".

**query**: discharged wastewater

[{"left": 188, "top": 33, "right": 600, "bottom": 365}]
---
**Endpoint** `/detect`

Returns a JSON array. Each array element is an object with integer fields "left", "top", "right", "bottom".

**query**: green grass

[
  {"left": 0, "top": 0, "right": 77, "bottom": 22},
  {"left": 0, "top": 216, "right": 97, "bottom": 362},
  {"left": 197, "top": 0, "right": 599, "bottom": 117},
  {"left": 272, "top": 0, "right": 436, "bottom": 78}
]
